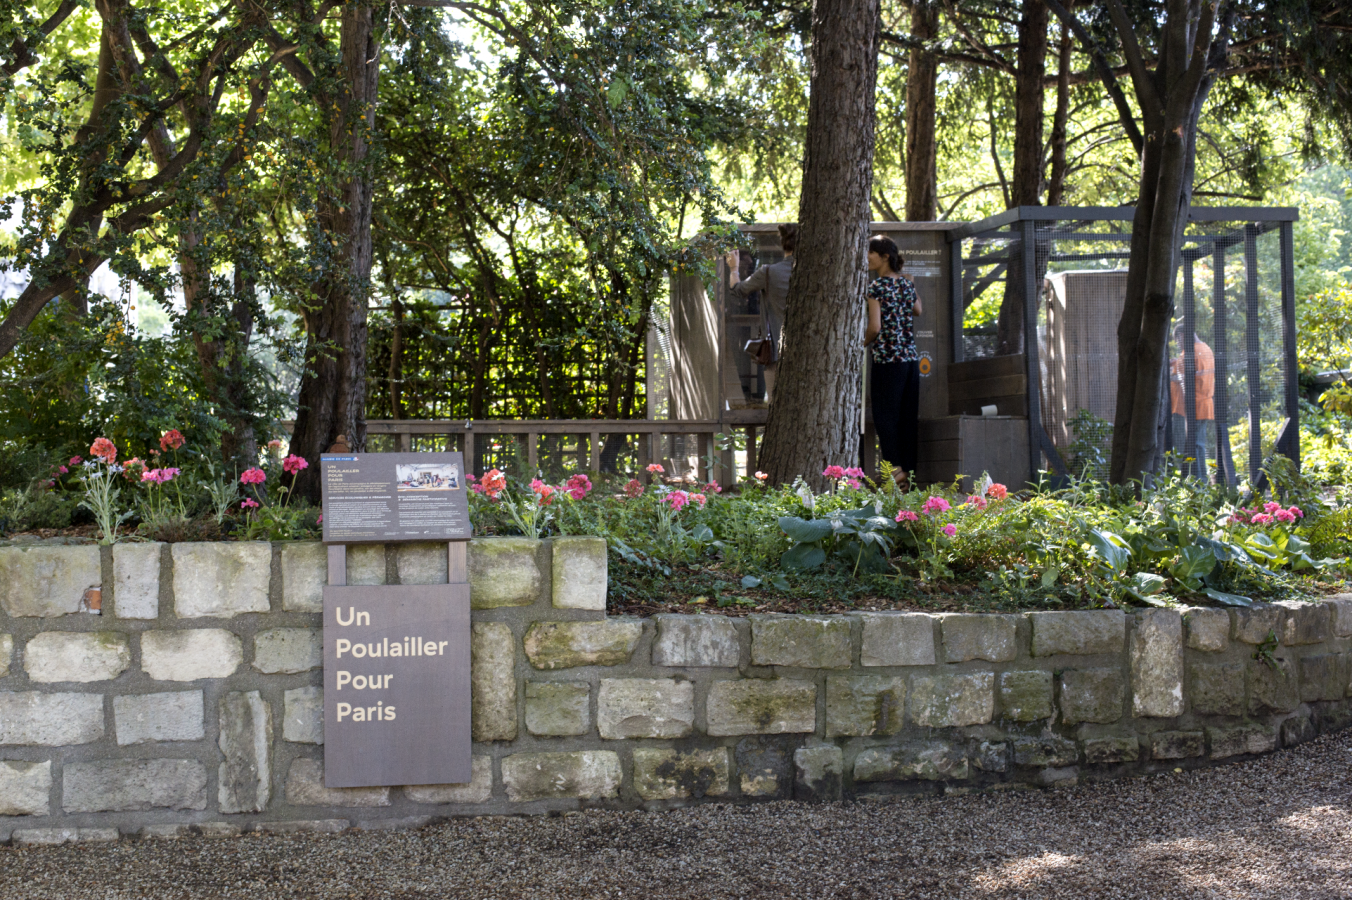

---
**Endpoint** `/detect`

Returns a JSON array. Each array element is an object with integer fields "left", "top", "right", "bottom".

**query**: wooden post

[
  {"left": 697, "top": 433, "right": 710, "bottom": 483},
  {"left": 463, "top": 428, "right": 475, "bottom": 476},
  {"left": 526, "top": 432, "right": 538, "bottom": 476},
  {"left": 447, "top": 542, "right": 467, "bottom": 584},
  {"left": 327, "top": 545, "right": 347, "bottom": 587},
  {"left": 744, "top": 426, "right": 757, "bottom": 481},
  {"left": 589, "top": 431, "right": 601, "bottom": 473},
  {"left": 1278, "top": 221, "right": 1300, "bottom": 470}
]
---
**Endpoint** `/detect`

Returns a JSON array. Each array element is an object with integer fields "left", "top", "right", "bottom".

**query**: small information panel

[
  {"left": 322, "top": 584, "right": 471, "bottom": 787},
  {"left": 320, "top": 451, "right": 471, "bottom": 544}
]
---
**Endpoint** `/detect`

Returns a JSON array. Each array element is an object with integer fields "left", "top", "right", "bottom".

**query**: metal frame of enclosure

[{"left": 949, "top": 206, "right": 1301, "bottom": 487}]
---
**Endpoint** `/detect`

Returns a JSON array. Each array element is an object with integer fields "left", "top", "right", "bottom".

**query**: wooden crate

[{"left": 917, "top": 415, "right": 1030, "bottom": 492}]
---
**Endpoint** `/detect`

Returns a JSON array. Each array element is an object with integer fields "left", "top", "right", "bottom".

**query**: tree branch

[{"left": 1044, "top": 0, "right": 1145, "bottom": 155}]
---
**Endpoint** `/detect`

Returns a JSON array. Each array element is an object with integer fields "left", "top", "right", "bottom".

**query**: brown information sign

[
  {"left": 320, "top": 452, "right": 471, "bottom": 544},
  {"left": 322, "top": 584, "right": 471, "bottom": 788}
]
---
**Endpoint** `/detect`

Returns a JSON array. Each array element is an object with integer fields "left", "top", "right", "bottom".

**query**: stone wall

[{"left": 0, "top": 536, "right": 1349, "bottom": 844}]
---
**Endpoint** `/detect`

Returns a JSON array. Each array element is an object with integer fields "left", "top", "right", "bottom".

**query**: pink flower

[
  {"left": 480, "top": 470, "right": 506, "bottom": 499},
  {"left": 822, "top": 465, "right": 847, "bottom": 479},
  {"left": 317, "top": 513, "right": 323, "bottom": 524},
  {"left": 845, "top": 478, "right": 863, "bottom": 490},
  {"left": 282, "top": 454, "right": 308, "bottom": 475},
  {"left": 57, "top": 465, "right": 67, "bottom": 474},
  {"left": 942, "top": 524, "right": 957, "bottom": 537},
  {"left": 664, "top": 490, "right": 690, "bottom": 511},
  {"left": 986, "top": 483, "right": 1008, "bottom": 501},
  {"left": 69, "top": 456, "right": 82, "bottom": 466},
  {"left": 1263, "top": 501, "right": 1281, "bottom": 514},
  {"left": 624, "top": 479, "right": 644, "bottom": 498},
  {"left": 690, "top": 492, "right": 707, "bottom": 509},
  {"left": 241, "top": 498, "right": 259, "bottom": 509},
  {"left": 1275, "top": 509, "right": 1296, "bottom": 523},
  {"left": 471, "top": 482, "right": 486, "bottom": 495},
  {"left": 266, "top": 439, "right": 283, "bottom": 450},
  {"left": 921, "top": 496, "right": 951, "bottom": 515},
  {"left": 566, "top": 473, "right": 593, "bottom": 500},
  {"left": 845, "top": 467, "right": 865, "bottom": 478},
  {"left": 1288, "top": 506, "right": 1304, "bottom": 518},
  {"left": 965, "top": 495, "right": 988, "bottom": 511},
  {"left": 895, "top": 510, "right": 919, "bottom": 523},
  {"left": 704, "top": 480, "right": 722, "bottom": 494},
  {"left": 754, "top": 471, "right": 768, "bottom": 482},
  {"left": 646, "top": 463, "right": 665, "bottom": 474},
  {"left": 141, "top": 469, "right": 158, "bottom": 483},
  {"left": 1251, "top": 513, "right": 1274, "bottom": 525},
  {"left": 159, "top": 429, "right": 185, "bottom": 451},
  {"left": 90, "top": 437, "right": 117, "bottom": 464},
  {"left": 240, "top": 467, "right": 267, "bottom": 485}
]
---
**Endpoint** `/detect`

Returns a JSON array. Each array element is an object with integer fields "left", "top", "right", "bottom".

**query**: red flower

[
  {"left": 159, "top": 429, "right": 185, "bottom": 451},
  {"left": 240, "top": 468, "right": 267, "bottom": 486},
  {"left": 90, "top": 437, "right": 117, "bottom": 464},
  {"left": 282, "top": 454, "right": 308, "bottom": 475},
  {"left": 565, "top": 473, "right": 593, "bottom": 500},
  {"left": 624, "top": 479, "right": 644, "bottom": 498},
  {"left": 479, "top": 469, "right": 506, "bottom": 499},
  {"left": 986, "top": 483, "right": 1009, "bottom": 501}
]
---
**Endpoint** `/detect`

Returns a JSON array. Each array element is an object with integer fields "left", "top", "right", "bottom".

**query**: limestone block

[
  {"left": 705, "top": 679, "right": 816, "bottom": 736},
  {"left": 1281, "top": 715, "right": 1315, "bottom": 746},
  {"left": 253, "top": 628, "right": 322, "bottom": 674},
  {"left": 113, "top": 542, "right": 162, "bottom": 619},
  {"left": 1012, "top": 735, "right": 1078, "bottom": 768},
  {"left": 735, "top": 736, "right": 791, "bottom": 797},
  {"left": 1059, "top": 668, "right": 1125, "bottom": 724},
  {"left": 940, "top": 614, "right": 1018, "bottom": 663},
  {"left": 909, "top": 672, "right": 995, "bottom": 727},
  {"left": 171, "top": 542, "right": 271, "bottom": 618},
  {"left": 632, "top": 748, "right": 730, "bottom": 800},
  {"left": 999, "top": 670, "right": 1053, "bottom": 722},
  {"left": 597, "top": 678, "right": 693, "bottom": 739},
  {"left": 114, "top": 691, "right": 205, "bottom": 744},
  {"left": 0, "top": 691, "right": 103, "bottom": 745},
  {"left": 219, "top": 691, "right": 272, "bottom": 814},
  {"left": 0, "top": 760, "right": 51, "bottom": 815},
  {"left": 396, "top": 542, "right": 447, "bottom": 585},
  {"left": 1149, "top": 730, "right": 1204, "bottom": 760},
  {"left": 13, "top": 828, "right": 119, "bottom": 845},
  {"left": 793, "top": 746, "right": 843, "bottom": 802},
  {"left": 1131, "top": 609, "right": 1184, "bottom": 718},
  {"left": 501, "top": 751, "right": 621, "bottom": 801},
  {"left": 552, "top": 536, "right": 607, "bottom": 610},
  {"left": 1233, "top": 606, "right": 1283, "bottom": 644},
  {"left": 750, "top": 615, "right": 851, "bottom": 669},
  {"left": 853, "top": 742, "right": 969, "bottom": 782},
  {"left": 280, "top": 542, "right": 327, "bottom": 613},
  {"left": 141, "top": 824, "right": 193, "bottom": 839},
  {"left": 286, "top": 758, "right": 390, "bottom": 807},
  {"left": 471, "top": 622, "right": 517, "bottom": 741},
  {"left": 63, "top": 760, "right": 207, "bottom": 813},
  {"left": 652, "top": 614, "right": 739, "bottom": 668},
  {"left": 404, "top": 757, "right": 494, "bottom": 804},
  {"left": 972, "top": 741, "right": 1009, "bottom": 773},
  {"left": 524, "top": 681, "right": 589, "bottom": 737},
  {"left": 469, "top": 538, "right": 544, "bottom": 608},
  {"left": 0, "top": 544, "right": 101, "bottom": 617},
  {"left": 283, "top": 686, "right": 324, "bottom": 744},
  {"left": 1248, "top": 658, "right": 1299, "bottom": 714},
  {"left": 24, "top": 631, "right": 130, "bottom": 683},
  {"left": 1299, "top": 653, "right": 1348, "bottom": 703},
  {"left": 523, "top": 620, "right": 642, "bottom": 670},
  {"left": 0, "top": 634, "right": 9, "bottom": 677},
  {"left": 1208, "top": 725, "right": 1277, "bottom": 759},
  {"left": 141, "top": 629, "right": 242, "bottom": 681},
  {"left": 1189, "top": 662, "right": 1245, "bottom": 716},
  {"left": 1328, "top": 595, "right": 1352, "bottom": 637},
  {"left": 1184, "top": 608, "right": 1230, "bottom": 652},
  {"left": 853, "top": 612, "right": 936, "bottom": 667},
  {"left": 824, "top": 675, "right": 905, "bottom": 737},
  {"left": 1083, "top": 735, "right": 1140, "bottom": 765},
  {"left": 1029, "top": 610, "right": 1126, "bottom": 657},
  {"left": 1276, "top": 600, "right": 1332, "bottom": 645},
  {"left": 347, "top": 544, "right": 386, "bottom": 585}
]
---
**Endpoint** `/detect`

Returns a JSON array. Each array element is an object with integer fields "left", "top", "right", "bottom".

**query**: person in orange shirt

[{"left": 1170, "top": 323, "right": 1216, "bottom": 481}]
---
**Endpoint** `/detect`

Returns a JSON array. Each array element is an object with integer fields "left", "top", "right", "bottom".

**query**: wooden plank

[
  {"left": 327, "top": 545, "right": 347, "bottom": 587},
  {"left": 918, "top": 417, "right": 962, "bottom": 441},
  {"left": 463, "top": 431, "right": 475, "bottom": 475},
  {"left": 918, "top": 439, "right": 962, "bottom": 461},
  {"left": 947, "top": 354, "right": 1025, "bottom": 383},
  {"left": 949, "top": 395, "right": 1028, "bottom": 417},
  {"left": 947, "top": 374, "right": 1027, "bottom": 403},
  {"left": 447, "top": 542, "right": 467, "bottom": 584},
  {"left": 526, "top": 432, "right": 538, "bottom": 474}
]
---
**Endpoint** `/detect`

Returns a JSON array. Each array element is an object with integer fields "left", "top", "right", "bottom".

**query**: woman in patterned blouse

[{"left": 864, "top": 235, "right": 923, "bottom": 486}]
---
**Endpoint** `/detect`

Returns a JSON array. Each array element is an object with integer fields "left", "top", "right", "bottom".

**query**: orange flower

[
  {"left": 90, "top": 437, "right": 117, "bottom": 464},
  {"left": 986, "top": 482, "right": 1008, "bottom": 501},
  {"left": 159, "top": 429, "right": 185, "bottom": 451}
]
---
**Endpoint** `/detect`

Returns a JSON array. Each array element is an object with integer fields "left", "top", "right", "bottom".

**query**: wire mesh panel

[{"left": 955, "top": 207, "right": 1299, "bottom": 486}]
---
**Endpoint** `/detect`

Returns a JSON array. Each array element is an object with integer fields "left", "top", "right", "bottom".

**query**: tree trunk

[
  {"left": 288, "top": 1, "right": 379, "bottom": 502},
  {"left": 389, "top": 295, "right": 404, "bottom": 420},
  {"left": 903, "top": 0, "right": 939, "bottom": 221},
  {"left": 758, "top": 0, "right": 880, "bottom": 488},
  {"left": 1046, "top": 17, "right": 1073, "bottom": 206},
  {"left": 995, "top": 0, "right": 1049, "bottom": 356}
]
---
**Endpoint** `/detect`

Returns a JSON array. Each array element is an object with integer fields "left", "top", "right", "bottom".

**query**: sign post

[{"left": 319, "top": 449, "right": 473, "bottom": 788}]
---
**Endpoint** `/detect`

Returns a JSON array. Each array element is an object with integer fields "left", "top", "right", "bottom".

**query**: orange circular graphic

[{"left": 918, "top": 354, "right": 932, "bottom": 376}]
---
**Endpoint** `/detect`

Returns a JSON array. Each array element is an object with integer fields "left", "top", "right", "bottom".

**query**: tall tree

[
  {"left": 903, "top": 0, "right": 940, "bottom": 220},
  {"left": 758, "top": 0, "right": 880, "bottom": 486}
]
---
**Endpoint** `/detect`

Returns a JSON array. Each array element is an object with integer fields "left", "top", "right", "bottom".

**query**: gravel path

[{"left": 4, "top": 731, "right": 1351, "bottom": 900}]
